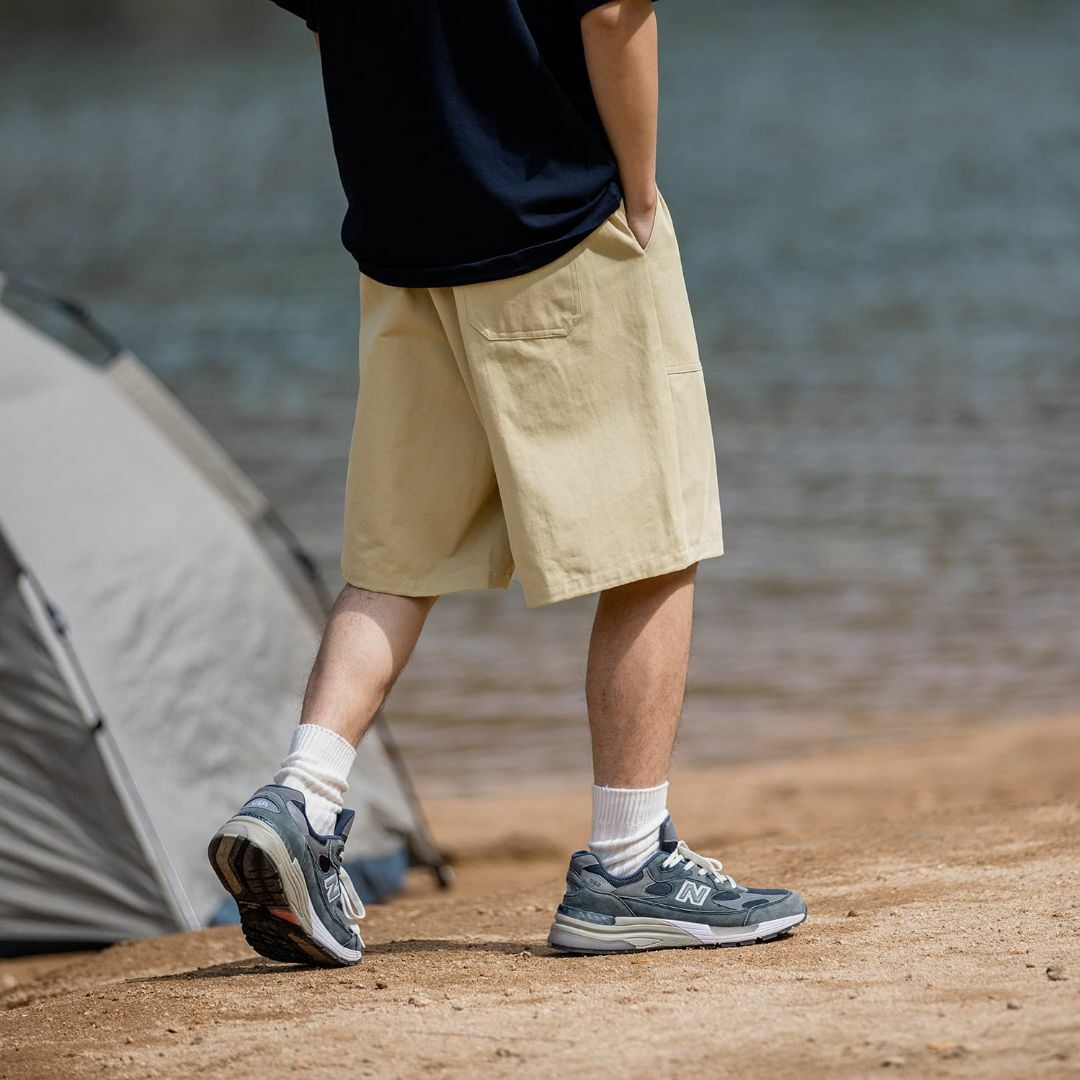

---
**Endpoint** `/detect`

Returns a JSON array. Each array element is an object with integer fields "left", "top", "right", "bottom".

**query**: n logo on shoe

[
  {"left": 325, "top": 874, "right": 341, "bottom": 904},
  {"left": 675, "top": 881, "right": 711, "bottom": 907}
]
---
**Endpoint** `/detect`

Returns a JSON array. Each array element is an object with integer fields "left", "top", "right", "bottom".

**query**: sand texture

[{"left": 2, "top": 718, "right": 1078, "bottom": 1078}]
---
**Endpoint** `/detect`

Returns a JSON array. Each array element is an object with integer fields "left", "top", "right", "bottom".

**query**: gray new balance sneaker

[
  {"left": 208, "top": 785, "right": 366, "bottom": 967},
  {"left": 548, "top": 817, "right": 806, "bottom": 953}
]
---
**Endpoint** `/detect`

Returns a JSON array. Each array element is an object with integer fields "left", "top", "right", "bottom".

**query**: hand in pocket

[{"left": 625, "top": 201, "right": 657, "bottom": 253}]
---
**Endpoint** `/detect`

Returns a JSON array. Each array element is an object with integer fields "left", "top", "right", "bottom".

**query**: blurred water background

[{"left": 2, "top": 0, "right": 1078, "bottom": 794}]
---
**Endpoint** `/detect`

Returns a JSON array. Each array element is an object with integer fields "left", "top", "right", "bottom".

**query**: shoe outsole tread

[{"left": 208, "top": 831, "right": 350, "bottom": 968}]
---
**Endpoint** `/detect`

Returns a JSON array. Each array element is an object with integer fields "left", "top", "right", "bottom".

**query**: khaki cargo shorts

[{"left": 342, "top": 190, "right": 723, "bottom": 607}]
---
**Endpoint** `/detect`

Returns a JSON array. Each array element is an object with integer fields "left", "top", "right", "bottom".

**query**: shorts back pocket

[{"left": 464, "top": 254, "right": 582, "bottom": 341}]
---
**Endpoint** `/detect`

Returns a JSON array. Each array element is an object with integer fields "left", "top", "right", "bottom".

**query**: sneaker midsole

[{"left": 548, "top": 910, "right": 806, "bottom": 951}]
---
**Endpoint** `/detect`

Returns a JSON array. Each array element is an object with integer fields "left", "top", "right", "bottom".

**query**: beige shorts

[{"left": 342, "top": 190, "right": 723, "bottom": 607}]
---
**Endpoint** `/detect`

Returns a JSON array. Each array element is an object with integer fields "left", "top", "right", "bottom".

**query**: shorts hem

[
  {"left": 341, "top": 563, "right": 515, "bottom": 599},
  {"left": 520, "top": 537, "right": 725, "bottom": 608}
]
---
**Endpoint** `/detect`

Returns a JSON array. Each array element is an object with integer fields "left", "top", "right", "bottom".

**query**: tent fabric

[
  {"left": 105, "top": 353, "right": 329, "bottom": 628},
  {"left": 105, "top": 352, "right": 269, "bottom": 524},
  {"left": 0, "top": 300, "right": 429, "bottom": 949},
  {"left": 0, "top": 534, "right": 172, "bottom": 945}
]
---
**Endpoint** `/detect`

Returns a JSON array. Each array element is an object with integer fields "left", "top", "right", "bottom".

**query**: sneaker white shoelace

[
  {"left": 661, "top": 841, "right": 740, "bottom": 889},
  {"left": 337, "top": 866, "right": 367, "bottom": 942}
]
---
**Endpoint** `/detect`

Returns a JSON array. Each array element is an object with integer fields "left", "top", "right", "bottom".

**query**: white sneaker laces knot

[{"left": 661, "top": 841, "right": 739, "bottom": 890}]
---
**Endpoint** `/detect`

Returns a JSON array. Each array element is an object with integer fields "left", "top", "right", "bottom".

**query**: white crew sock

[
  {"left": 588, "top": 781, "right": 670, "bottom": 878},
  {"left": 273, "top": 724, "right": 356, "bottom": 836}
]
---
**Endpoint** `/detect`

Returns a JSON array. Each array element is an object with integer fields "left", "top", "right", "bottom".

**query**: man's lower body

[{"left": 209, "top": 192, "right": 805, "bottom": 963}]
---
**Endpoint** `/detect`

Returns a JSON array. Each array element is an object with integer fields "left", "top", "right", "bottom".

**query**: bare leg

[
  {"left": 299, "top": 584, "right": 437, "bottom": 746},
  {"left": 586, "top": 564, "right": 697, "bottom": 787}
]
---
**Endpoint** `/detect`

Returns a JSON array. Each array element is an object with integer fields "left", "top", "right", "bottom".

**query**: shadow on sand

[{"left": 133, "top": 929, "right": 799, "bottom": 984}]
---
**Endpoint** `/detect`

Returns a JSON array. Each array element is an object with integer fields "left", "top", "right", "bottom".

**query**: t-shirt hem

[
  {"left": 578, "top": 0, "right": 660, "bottom": 16},
  {"left": 351, "top": 180, "right": 623, "bottom": 288}
]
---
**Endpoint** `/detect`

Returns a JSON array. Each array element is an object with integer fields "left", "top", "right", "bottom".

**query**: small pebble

[
  {"left": 927, "top": 1041, "right": 968, "bottom": 1059},
  {"left": 374, "top": 980, "right": 389, "bottom": 990},
  {"left": 1006, "top": 1001, "right": 1021, "bottom": 1010},
  {"left": 881, "top": 1057, "right": 905, "bottom": 1068},
  {"left": 1046, "top": 966, "right": 1067, "bottom": 981},
  {"left": 846, "top": 910, "right": 859, "bottom": 918}
]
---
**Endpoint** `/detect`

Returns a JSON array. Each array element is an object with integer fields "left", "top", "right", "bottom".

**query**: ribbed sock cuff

[
  {"left": 288, "top": 723, "right": 356, "bottom": 777},
  {"left": 589, "top": 781, "right": 670, "bottom": 877},
  {"left": 590, "top": 782, "right": 670, "bottom": 842},
  {"left": 273, "top": 724, "right": 356, "bottom": 835}
]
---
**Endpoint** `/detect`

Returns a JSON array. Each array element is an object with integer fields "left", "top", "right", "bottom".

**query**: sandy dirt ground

[{"left": 2, "top": 718, "right": 1078, "bottom": 1079}]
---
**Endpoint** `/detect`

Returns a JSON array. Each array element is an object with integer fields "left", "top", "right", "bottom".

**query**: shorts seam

[{"left": 521, "top": 537, "right": 725, "bottom": 608}]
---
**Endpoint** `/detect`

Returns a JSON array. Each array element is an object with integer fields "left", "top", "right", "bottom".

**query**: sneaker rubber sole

[
  {"left": 208, "top": 816, "right": 362, "bottom": 967},
  {"left": 547, "top": 910, "right": 807, "bottom": 953}
]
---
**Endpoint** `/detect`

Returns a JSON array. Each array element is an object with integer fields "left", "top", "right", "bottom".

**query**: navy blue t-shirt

[{"left": 270, "top": 1, "right": 654, "bottom": 287}]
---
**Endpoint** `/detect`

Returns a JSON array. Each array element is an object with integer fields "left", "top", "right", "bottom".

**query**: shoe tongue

[
  {"left": 334, "top": 807, "right": 355, "bottom": 841},
  {"left": 657, "top": 815, "right": 679, "bottom": 853}
]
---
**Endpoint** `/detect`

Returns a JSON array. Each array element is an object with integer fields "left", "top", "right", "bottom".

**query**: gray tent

[{"left": 0, "top": 276, "right": 446, "bottom": 953}]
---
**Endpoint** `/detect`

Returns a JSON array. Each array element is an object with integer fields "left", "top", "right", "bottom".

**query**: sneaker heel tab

[
  {"left": 334, "top": 808, "right": 356, "bottom": 840},
  {"left": 657, "top": 815, "right": 680, "bottom": 852}
]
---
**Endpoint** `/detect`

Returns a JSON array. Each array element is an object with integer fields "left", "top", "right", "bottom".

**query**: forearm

[{"left": 581, "top": 0, "right": 658, "bottom": 212}]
